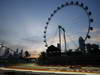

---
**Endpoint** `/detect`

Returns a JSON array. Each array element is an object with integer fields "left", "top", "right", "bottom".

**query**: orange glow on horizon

[{"left": 29, "top": 53, "right": 39, "bottom": 58}]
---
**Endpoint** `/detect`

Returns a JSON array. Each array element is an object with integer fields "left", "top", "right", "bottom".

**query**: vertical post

[
  {"left": 58, "top": 25, "right": 61, "bottom": 50},
  {"left": 0, "top": 43, "right": 4, "bottom": 56},
  {"left": 63, "top": 29, "right": 67, "bottom": 52}
]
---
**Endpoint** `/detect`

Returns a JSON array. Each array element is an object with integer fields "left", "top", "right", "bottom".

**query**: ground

[{"left": 0, "top": 63, "right": 100, "bottom": 75}]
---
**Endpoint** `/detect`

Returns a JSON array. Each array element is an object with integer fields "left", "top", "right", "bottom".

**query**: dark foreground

[{"left": 0, "top": 69, "right": 86, "bottom": 75}]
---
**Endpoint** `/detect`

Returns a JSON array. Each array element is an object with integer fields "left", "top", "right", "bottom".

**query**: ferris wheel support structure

[{"left": 58, "top": 25, "right": 67, "bottom": 52}]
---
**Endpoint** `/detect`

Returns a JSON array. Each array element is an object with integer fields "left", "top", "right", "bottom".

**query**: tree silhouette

[
  {"left": 24, "top": 51, "right": 30, "bottom": 58},
  {"left": 86, "top": 43, "right": 100, "bottom": 55},
  {"left": 66, "top": 49, "right": 73, "bottom": 56},
  {"left": 86, "top": 43, "right": 92, "bottom": 54},
  {"left": 91, "top": 44, "right": 100, "bottom": 55},
  {"left": 19, "top": 49, "right": 23, "bottom": 58},
  {"left": 39, "top": 51, "right": 46, "bottom": 59},
  {"left": 38, "top": 51, "right": 47, "bottom": 65}
]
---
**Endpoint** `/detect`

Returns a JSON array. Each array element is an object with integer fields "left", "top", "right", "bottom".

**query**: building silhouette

[
  {"left": 46, "top": 45, "right": 61, "bottom": 57},
  {"left": 79, "top": 36, "right": 85, "bottom": 53}
]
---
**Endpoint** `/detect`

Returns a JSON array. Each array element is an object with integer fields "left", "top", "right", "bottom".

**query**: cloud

[
  {"left": 83, "top": 28, "right": 100, "bottom": 43},
  {"left": 19, "top": 35, "right": 46, "bottom": 53},
  {"left": 0, "top": 40, "right": 28, "bottom": 50},
  {"left": 87, "top": 28, "right": 100, "bottom": 43},
  {"left": 90, "top": 35, "right": 100, "bottom": 43},
  {"left": 91, "top": 28, "right": 100, "bottom": 33},
  {"left": 47, "top": 33, "right": 78, "bottom": 48},
  {"left": 0, "top": 28, "right": 13, "bottom": 38},
  {"left": 83, "top": 27, "right": 100, "bottom": 33},
  {"left": 22, "top": 36, "right": 41, "bottom": 44}
]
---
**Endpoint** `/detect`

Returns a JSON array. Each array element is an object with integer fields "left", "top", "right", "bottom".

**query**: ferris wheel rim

[{"left": 43, "top": 1, "right": 93, "bottom": 48}]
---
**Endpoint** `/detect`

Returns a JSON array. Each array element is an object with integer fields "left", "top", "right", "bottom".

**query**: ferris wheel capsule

[
  {"left": 46, "top": 22, "right": 49, "bottom": 25},
  {"left": 57, "top": 6, "right": 61, "bottom": 10},
  {"left": 65, "top": 2, "right": 69, "bottom": 5},
  {"left": 45, "top": 44, "right": 48, "bottom": 47},
  {"left": 90, "top": 18, "right": 93, "bottom": 22},
  {"left": 87, "top": 35, "right": 91, "bottom": 39},
  {"left": 44, "top": 40, "right": 46, "bottom": 42},
  {"left": 70, "top": 1, "right": 74, "bottom": 5},
  {"left": 84, "top": 6, "right": 88, "bottom": 11},
  {"left": 48, "top": 17, "right": 51, "bottom": 21},
  {"left": 80, "top": 3, "right": 84, "bottom": 7},
  {"left": 76, "top": 1, "right": 79, "bottom": 5},
  {"left": 45, "top": 26, "right": 47, "bottom": 29},
  {"left": 50, "top": 14, "right": 54, "bottom": 17},
  {"left": 53, "top": 10, "right": 57, "bottom": 14},
  {"left": 43, "top": 35, "right": 46, "bottom": 38},
  {"left": 61, "top": 4, "right": 65, "bottom": 8},
  {"left": 88, "top": 11, "right": 92, "bottom": 16},
  {"left": 89, "top": 27, "right": 93, "bottom": 30},
  {"left": 44, "top": 31, "right": 46, "bottom": 33}
]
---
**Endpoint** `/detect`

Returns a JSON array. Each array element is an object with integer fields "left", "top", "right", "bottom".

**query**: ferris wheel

[{"left": 43, "top": 1, "right": 93, "bottom": 50}]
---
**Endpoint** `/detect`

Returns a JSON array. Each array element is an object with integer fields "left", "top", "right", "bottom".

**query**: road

[{"left": 0, "top": 67, "right": 99, "bottom": 75}]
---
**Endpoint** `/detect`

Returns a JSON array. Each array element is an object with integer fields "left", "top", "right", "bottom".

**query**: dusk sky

[{"left": 0, "top": 0, "right": 100, "bottom": 55}]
